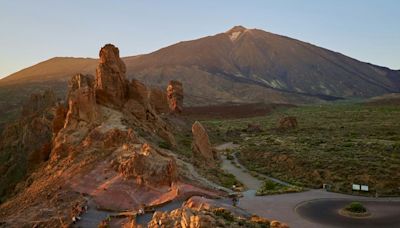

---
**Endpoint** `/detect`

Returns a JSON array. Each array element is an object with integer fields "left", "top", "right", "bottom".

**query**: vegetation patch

[
  {"left": 203, "top": 103, "right": 400, "bottom": 196},
  {"left": 339, "top": 201, "right": 370, "bottom": 218},
  {"left": 256, "top": 180, "right": 303, "bottom": 196}
]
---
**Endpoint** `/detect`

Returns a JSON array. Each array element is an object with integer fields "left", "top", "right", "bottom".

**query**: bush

[
  {"left": 345, "top": 202, "right": 367, "bottom": 213},
  {"left": 158, "top": 141, "right": 171, "bottom": 150}
]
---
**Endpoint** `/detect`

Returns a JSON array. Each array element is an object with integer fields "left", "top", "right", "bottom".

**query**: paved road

[
  {"left": 296, "top": 199, "right": 400, "bottom": 228},
  {"left": 216, "top": 142, "right": 400, "bottom": 228}
]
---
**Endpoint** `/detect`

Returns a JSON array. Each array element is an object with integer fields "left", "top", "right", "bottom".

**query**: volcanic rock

[
  {"left": 52, "top": 103, "right": 67, "bottom": 135},
  {"left": 65, "top": 73, "right": 99, "bottom": 128},
  {"left": 191, "top": 121, "right": 217, "bottom": 166},
  {"left": 167, "top": 80, "right": 184, "bottom": 113},
  {"left": 278, "top": 116, "right": 298, "bottom": 129},
  {"left": 147, "top": 196, "right": 276, "bottom": 228},
  {"left": 116, "top": 143, "right": 178, "bottom": 187},
  {"left": 95, "top": 44, "right": 128, "bottom": 106},
  {"left": 51, "top": 74, "right": 99, "bottom": 160},
  {"left": 149, "top": 87, "right": 169, "bottom": 114}
]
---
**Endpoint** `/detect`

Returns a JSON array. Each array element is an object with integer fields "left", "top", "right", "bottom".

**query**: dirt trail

[{"left": 216, "top": 142, "right": 291, "bottom": 191}]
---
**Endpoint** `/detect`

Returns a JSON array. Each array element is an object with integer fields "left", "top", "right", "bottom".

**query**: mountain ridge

[{"left": 1, "top": 26, "right": 399, "bottom": 109}]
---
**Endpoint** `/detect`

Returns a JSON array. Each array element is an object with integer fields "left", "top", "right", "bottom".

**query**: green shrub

[
  {"left": 158, "top": 141, "right": 171, "bottom": 150},
  {"left": 345, "top": 202, "right": 367, "bottom": 213}
]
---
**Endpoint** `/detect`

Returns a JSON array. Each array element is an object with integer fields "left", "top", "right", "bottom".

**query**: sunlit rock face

[
  {"left": 116, "top": 143, "right": 178, "bottom": 187},
  {"left": 65, "top": 73, "right": 99, "bottom": 127},
  {"left": 191, "top": 121, "right": 218, "bottom": 167},
  {"left": 95, "top": 44, "right": 128, "bottom": 107},
  {"left": 167, "top": 80, "right": 184, "bottom": 113}
]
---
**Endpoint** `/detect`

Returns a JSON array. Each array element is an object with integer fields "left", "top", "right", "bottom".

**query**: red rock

[
  {"left": 117, "top": 144, "right": 178, "bottom": 187},
  {"left": 191, "top": 121, "right": 217, "bottom": 166},
  {"left": 278, "top": 116, "right": 298, "bottom": 129},
  {"left": 65, "top": 74, "right": 99, "bottom": 128},
  {"left": 52, "top": 103, "right": 67, "bottom": 135},
  {"left": 167, "top": 80, "right": 183, "bottom": 113},
  {"left": 95, "top": 44, "right": 128, "bottom": 106}
]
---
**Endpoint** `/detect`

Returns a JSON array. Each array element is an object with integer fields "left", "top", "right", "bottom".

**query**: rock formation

[
  {"left": 95, "top": 44, "right": 128, "bottom": 106},
  {"left": 145, "top": 196, "right": 288, "bottom": 228},
  {"left": 167, "top": 80, "right": 184, "bottom": 113},
  {"left": 149, "top": 87, "right": 170, "bottom": 114},
  {"left": 2, "top": 44, "right": 273, "bottom": 228},
  {"left": 278, "top": 116, "right": 298, "bottom": 129},
  {"left": 191, "top": 121, "right": 217, "bottom": 166},
  {"left": 116, "top": 143, "right": 178, "bottom": 187},
  {"left": 65, "top": 73, "right": 99, "bottom": 127}
]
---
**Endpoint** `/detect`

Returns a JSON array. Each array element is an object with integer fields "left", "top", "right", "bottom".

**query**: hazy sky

[{"left": 1, "top": 0, "right": 399, "bottom": 78}]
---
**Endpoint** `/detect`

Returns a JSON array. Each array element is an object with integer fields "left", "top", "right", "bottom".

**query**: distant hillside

[{"left": 1, "top": 26, "right": 399, "bottom": 127}]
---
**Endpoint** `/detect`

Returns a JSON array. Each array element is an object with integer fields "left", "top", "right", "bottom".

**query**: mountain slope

[
  {"left": 126, "top": 26, "right": 400, "bottom": 99},
  {"left": 1, "top": 26, "right": 399, "bottom": 123}
]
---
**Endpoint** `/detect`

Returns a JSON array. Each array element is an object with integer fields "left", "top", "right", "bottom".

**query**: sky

[{"left": 0, "top": 0, "right": 399, "bottom": 78}]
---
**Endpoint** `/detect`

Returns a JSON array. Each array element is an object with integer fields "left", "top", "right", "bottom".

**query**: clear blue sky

[{"left": 1, "top": 0, "right": 399, "bottom": 78}]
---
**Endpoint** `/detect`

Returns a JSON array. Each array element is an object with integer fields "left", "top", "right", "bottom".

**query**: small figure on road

[{"left": 232, "top": 195, "right": 238, "bottom": 207}]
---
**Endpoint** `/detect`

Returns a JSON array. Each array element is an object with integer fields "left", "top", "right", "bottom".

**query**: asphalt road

[{"left": 296, "top": 199, "right": 400, "bottom": 228}]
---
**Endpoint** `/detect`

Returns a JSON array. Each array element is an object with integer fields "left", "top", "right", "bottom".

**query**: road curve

[{"left": 296, "top": 199, "right": 400, "bottom": 228}]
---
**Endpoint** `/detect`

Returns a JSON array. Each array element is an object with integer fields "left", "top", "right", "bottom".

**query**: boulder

[
  {"left": 167, "top": 80, "right": 184, "bottom": 113},
  {"left": 278, "top": 116, "right": 298, "bottom": 129},
  {"left": 95, "top": 44, "right": 128, "bottom": 106},
  {"left": 191, "top": 121, "right": 217, "bottom": 166},
  {"left": 246, "top": 123, "right": 262, "bottom": 133}
]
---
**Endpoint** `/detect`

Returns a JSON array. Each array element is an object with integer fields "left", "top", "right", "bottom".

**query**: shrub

[
  {"left": 345, "top": 202, "right": 367, "bottom": 213},
  {"left": 158, "top": 141, "right": 171, "bottom": 150}
]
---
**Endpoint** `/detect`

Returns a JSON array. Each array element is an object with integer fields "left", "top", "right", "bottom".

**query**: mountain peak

[
  {"left": 226, "top": 25, "right": 247, "bottom": 41},
  {"left": 226, "top": 25, "right": 247, "bottom": 33}
]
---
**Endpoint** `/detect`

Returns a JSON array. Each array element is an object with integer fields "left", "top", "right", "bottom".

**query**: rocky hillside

[
  {"left": 0, "top": 44, "right": 288, "bottom": 227},
  {"left": 1, "top": 26, "right": 399, "bottom": 128}
]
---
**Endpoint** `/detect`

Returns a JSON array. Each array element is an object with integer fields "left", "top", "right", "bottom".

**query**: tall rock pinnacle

[{"left": 95, "top": 44, "right": 128, "bottom": 106}]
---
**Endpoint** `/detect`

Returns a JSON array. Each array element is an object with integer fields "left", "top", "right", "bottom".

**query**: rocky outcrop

[
  {"left": 278, "top": 116, "right": 298, "bottom": 129},
  {"left": 149, "top": 87, "right": 169, "bottom": 114},
  {"left": 167, "top": 80, "right": 184, "bottom": 113},
  {"left": 116, "top": 143, "right": 178, "bottom": 187},
  {"left": 95, "top": 44, "right": 128, "bottom": 106},
  {"left": 65, "top": 74, "right": 99, "bottom": 127},
  {"left": 191, "top": 121, "right": 217, "bottom": 166},
  {"left": 146, "top": 196, "right": 284, "bottom": 228},
  {"left": 52, "top": 103, "right": 67, "bottom": 135},
  {"left": 50, "top": 74, "right": 100, "bottom": 161}
]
